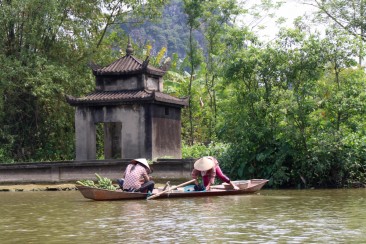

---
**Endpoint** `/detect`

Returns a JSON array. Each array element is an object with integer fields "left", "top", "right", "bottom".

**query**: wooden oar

[{"left": 147, "top": 179, "right": 196, "bottom": 200}]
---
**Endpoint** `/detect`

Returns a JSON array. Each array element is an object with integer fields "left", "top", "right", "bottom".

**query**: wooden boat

[{"left": 77, "top": 179, "right": 268, "bottom": 201}]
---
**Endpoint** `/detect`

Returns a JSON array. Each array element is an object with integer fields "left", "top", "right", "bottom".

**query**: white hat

[
  {"left": 132, "top": 158, "right": 150, "bottom": 170},
  {"left": 194, "top": 157, "right": 215, "bottom": 171}
]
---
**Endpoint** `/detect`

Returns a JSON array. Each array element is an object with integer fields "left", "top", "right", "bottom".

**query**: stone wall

[
  {"left": 75, "top": 105, "right": 147, "bottom": 160},
  {"left": 0, "top": 159, "right": 195, "bottom": 184}
]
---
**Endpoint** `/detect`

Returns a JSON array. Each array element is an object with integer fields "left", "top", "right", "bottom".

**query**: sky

[{"left": 239, "top": 0, "right": 319, "bottom": 41}]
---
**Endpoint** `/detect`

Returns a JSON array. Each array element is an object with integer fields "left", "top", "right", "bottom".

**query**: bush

[{"left": 182, "top": 141, "right": 229, "bottom": 159}]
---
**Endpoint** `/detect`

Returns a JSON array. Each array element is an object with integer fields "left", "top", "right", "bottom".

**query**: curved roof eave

[{"left": 65, "top": 90, "right": 188, "bottom": 108}]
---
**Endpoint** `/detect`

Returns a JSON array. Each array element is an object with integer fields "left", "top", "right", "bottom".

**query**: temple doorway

[{"left": 96, "top": 122, "right": 122, "bottom": 159}]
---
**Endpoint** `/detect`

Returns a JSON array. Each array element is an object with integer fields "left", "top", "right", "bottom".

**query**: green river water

[{"left": 1, "top": 188, "right": 365, "bottom": 243}]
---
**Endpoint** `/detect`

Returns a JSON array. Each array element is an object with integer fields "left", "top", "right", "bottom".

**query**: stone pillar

[{"left": 75, "top": 107, "right": 96, "bottom": 160}]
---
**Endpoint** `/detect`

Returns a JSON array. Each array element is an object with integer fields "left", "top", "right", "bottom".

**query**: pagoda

[{"left": 67, "top": 42, "right": 187, "bottom": 160}]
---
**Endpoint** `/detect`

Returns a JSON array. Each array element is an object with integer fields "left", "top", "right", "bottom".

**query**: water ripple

[{"left": 0, "top": 189, "right": 365, "bottom": 243}]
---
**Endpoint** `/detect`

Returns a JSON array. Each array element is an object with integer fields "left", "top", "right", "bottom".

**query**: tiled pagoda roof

[
  {"left": 92, "top": 55, "right": 166, "bottom": 76},
  {"left": 66, "top": 89, "right": 188, "bottom": 107}
]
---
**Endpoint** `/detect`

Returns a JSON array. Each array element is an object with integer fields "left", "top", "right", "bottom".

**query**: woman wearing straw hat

[
  {"left": 192, "top": 156, "right": 239, "bottom": 191},
  {"left": 118, "top": 158, "right": 155, "bottom": 193}
]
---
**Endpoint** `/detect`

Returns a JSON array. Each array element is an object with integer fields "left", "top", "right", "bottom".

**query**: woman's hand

[
  {"left": 205, "top": 183, "right": 211, "bottom": 191},
  {"left": 194, "top": 179, "right": 199, "bottom": 185},
  {"left": 230, "top": 181, "right": 239, "bottom": 190}
]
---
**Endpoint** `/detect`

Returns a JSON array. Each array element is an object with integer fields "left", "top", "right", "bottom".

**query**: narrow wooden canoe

[{"left": 77, "top": 179, "right": 268, "bottom": 201}]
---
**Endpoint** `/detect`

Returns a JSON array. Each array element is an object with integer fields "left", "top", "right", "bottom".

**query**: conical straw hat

[
  {"left": 132, "top": 158, "right": 150, "bottom": 170},
  {"left": 194, "top": 157, "right": 215, "bottom": 171}
]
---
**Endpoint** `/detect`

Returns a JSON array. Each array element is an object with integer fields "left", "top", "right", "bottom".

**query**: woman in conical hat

[
  {"left": 192, "top": 156, "right": 239, "bottom": 191},
  {"left": 119, "top": 158, "right": 155, "bottom": 193},
  {"left": 132, "top": 158, "right": 150, "bottom": 171}
]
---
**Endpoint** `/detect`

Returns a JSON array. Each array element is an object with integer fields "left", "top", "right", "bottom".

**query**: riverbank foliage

[{"left": 0, "top": 0, "right": 365, "bottom": 188}]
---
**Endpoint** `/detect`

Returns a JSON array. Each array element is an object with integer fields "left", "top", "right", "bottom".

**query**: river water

[{"left": 1, "top": 188, "right": 365, "bottom": 243}]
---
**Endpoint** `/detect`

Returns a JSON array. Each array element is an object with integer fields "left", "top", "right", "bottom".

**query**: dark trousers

[
  {"left": 117, "top": 178, "right": 124, "bottom": 190},
  {"left": 139, "top": 180, "right": 155, "bottom": 193}
]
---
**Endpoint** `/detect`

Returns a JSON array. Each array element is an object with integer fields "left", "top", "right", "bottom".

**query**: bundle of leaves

[{"left": 76, "top": 173, "right": 117, "bottom": 191}]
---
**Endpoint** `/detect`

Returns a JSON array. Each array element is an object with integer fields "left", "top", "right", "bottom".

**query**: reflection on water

[{"left": 0, "top": 189, "right": 365, "bottom": 243}]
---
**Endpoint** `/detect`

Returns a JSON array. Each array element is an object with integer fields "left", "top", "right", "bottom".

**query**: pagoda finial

[{"left": 126, "top": 36, "right": 133, "bottom": 56}]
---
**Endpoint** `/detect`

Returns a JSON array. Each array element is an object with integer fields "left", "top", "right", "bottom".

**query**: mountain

[{"left": 120, "top": 0, "right": 204, "bottom": 59}]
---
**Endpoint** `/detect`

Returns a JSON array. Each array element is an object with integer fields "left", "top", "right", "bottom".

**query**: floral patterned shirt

[{"left": 123, "top": 163, "right": 150, "bottom": 190}]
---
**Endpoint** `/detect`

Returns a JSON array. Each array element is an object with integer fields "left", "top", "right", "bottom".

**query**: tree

[
  {"left": 220, "top": 25, "right": 329, "bottom": 187},
  {"left": 0, "top": 0, "right": 167, "bottom": 162},
  {"left": 306, "top": 27, "right": 364, "bottom": 186},
  {"left": 199, "top": 0, "right": 240, "bottom": 142},
  {"left": 306, "top": 0, "right": 366, "bottom": 65},
  {"left": 182, "top": 0, "right": 204, "bottom": 145}
]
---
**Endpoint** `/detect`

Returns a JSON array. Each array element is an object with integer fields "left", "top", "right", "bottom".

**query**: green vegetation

[
  {"left": 0, "top": 0, "right": 365, "bottom": 188},
  {"left": 77, "top": 173, "right": 117, "bottom": 191},
  {"left": 0, "top": 0, "right": 165, "bottom": 163}
]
